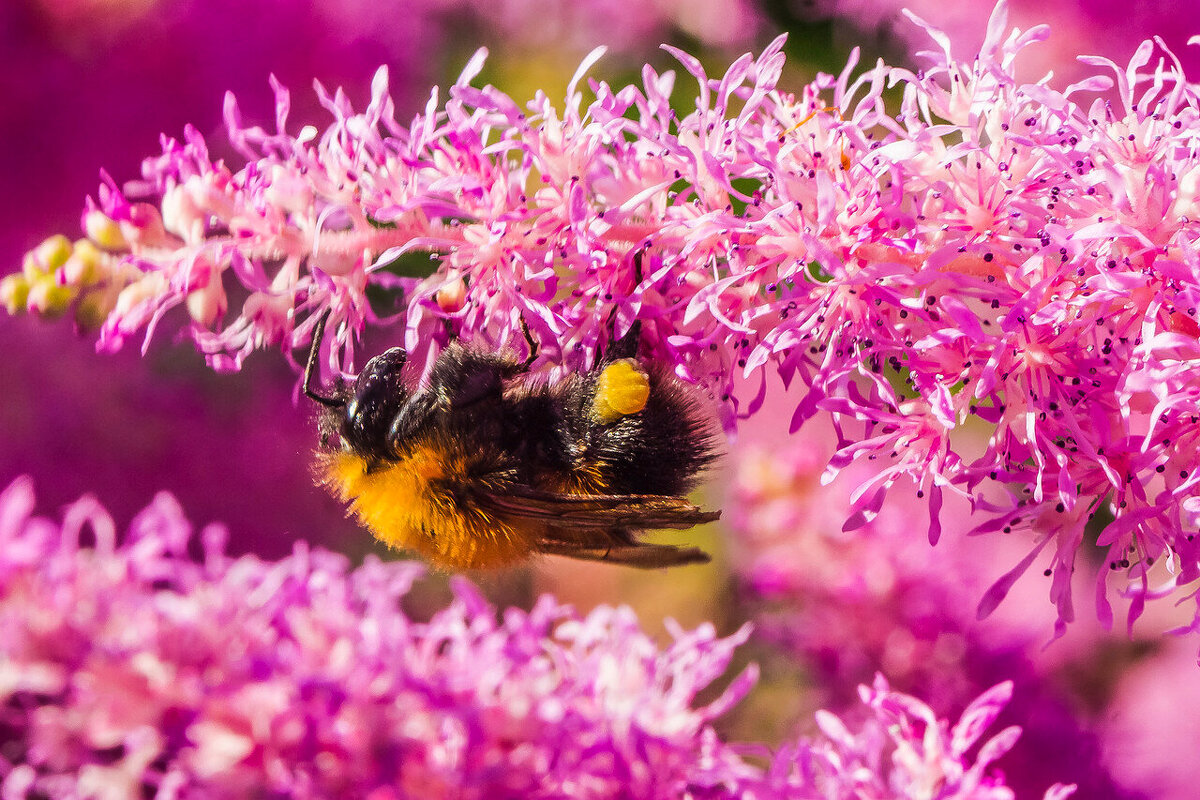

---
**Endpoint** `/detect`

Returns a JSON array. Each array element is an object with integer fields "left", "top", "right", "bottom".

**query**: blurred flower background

[{"left": 3, "top": 0, "right": 1200, "bottom": 796}]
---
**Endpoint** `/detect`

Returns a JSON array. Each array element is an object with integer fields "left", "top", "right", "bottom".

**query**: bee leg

[
  {"left": 598, "top": 312, "right": 642, "bottom": 366},
  {"left": 539, "top": 540, "right": 710, "bottom": 568},
  {"left": 303, "top": 309, "right": 344, "bottom": 408},
  {"left": 538, "top": 528, "right": 710, "bottom": 568},
  {"left": 518, "top": 315, "right": 539, "bottom": 371},
  {"left": 593, "top": 247, "right": 648, "bottom": 367}
]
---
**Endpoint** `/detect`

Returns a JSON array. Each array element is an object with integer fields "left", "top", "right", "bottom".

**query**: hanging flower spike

[
  {"left": 8, "top": 0, "right": 1200, "bottom": 637},
  {"left": 7, "top": 36, "right": 798, "bottom": 390}
]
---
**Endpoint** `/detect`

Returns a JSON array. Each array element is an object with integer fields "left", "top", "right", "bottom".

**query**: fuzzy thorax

[{"left": 316, "top": 446, "right": 540, "bottom": 570}]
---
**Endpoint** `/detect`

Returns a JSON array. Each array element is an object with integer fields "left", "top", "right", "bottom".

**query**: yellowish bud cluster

[
  {"left": 591, "top": 358, "right": 651, "bottom": 423},
  {"left": 83, "top": 210, "right": 128, "bottom": 252},
  {"left": 3, "top": 213, "right": 136, "bottom": 327},
  {"left": 436, "top": 274, "right": 467, "bottom": 312}
]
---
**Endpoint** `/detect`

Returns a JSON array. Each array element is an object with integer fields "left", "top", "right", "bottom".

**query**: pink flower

[
  {"left": 726, "top": 419, "right": 1133, "bottom": 797},
  {"left": 1102, "top": 638, "right": 1200, "bottom": 800},
  {"left": 798, "top": 0, "right": 1200, "bottom": 90},
  {"left": 0, "top": 476, "right": 1078, "bottom": 798},
  {"left": 755, "top": 677, "right": 1076, "bottom": 800},
  {"left": 10, "top": 1, "right": 1200, "bottom": 637},
  {"left": 0, "top": 476, "right": 760, "bottom": 797}
]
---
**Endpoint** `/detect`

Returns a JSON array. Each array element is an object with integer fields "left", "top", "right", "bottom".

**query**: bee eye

[
  {"left": 354, "top": 348, "right": 407, "bottom": 389},
  {"left": 350, "top": 349, "right": 407, "bottom": 405},
  {"left": 339, "top": 347, "right": 410, "bottom": 459}
]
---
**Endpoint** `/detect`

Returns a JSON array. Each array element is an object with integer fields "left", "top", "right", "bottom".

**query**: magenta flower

[
  {"left": 0, "top": 479, "right": 1080, "bottom": 796},
  {"left": 726, "top": 428, "right": 1135, "bottom": 798},
  {"left": 10, "top": 1, "right": 1200, "bottom": 636},
  {"left": 0, "top": 0, "right": 763, "bottom": 272},
  {"left": 1101, "top": 638, "right": 1200, "bottom": 800},
  {"left": 797, "top": 0, "right": 1200, "bottom": 89},
  {"left": 752, "top": 677, "right": 1075, "bottom": 800},
  {"left": 0, "top": 476, "right": 761, "bottom": 798},
  {"left": 0, "top": 476, "right": 1076, "bottom": 798},
  {"left": 727, "top": 432, "right": 1050, "bottom": 692}
]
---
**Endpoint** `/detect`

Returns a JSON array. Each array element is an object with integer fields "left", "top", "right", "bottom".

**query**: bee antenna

[
  {"left": 303, "top": 309, "right": 345, "bottom": 408},
  {"left": 600, "top": 310, "right": 642, "bottom": 365},
  {"left": 518, "top": 316, "right": 539, "bottom": 370}
]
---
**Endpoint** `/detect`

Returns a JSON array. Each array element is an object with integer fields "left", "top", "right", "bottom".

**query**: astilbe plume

[
  {"left": 728, "top": 436, "right": 1044, "bottom": 693},
  {"left": 797, "top": 0, "right": 1200, "bottom": 88},
  {"left": 0, "top": 476, "right": 761, "bottom": 798},
  {"left": 8, "top": 0, "right": 1200, "bottom": 635},
  {"left": 0, "top": 476, "right": 1073, "bottom": 798},
  {"left": 757, "top": 678, "right": 1077, "bottom": 800},
  {"left": 727, "top": 434, "right": 1130, "bottom": 798}
]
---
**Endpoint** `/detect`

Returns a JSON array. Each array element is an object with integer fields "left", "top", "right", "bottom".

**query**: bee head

[{"left": 341, "top": 346, "right": 409, "bottom": 461}]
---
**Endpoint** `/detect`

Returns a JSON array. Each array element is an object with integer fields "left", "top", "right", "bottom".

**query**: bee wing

[
  {"left": 476, "top": 486, "right": 720, "bottom": 530},
  {"left": 537, "top": 539, "right": 711, "bottom": 568},
  {"left": 472, "top": 487, "right": 717, "bottom": 568}
]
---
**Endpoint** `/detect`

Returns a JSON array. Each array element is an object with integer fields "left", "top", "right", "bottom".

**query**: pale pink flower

[
  {"left": 9, "top": 1, "right": 1200, "bottom": 636},
  {"left": 0, "top": 476, "right": 760, "bottom": 798}
]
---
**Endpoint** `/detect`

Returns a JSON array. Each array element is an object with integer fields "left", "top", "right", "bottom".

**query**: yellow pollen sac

[
  {"left": 592, "top": 358, "right": 651, "bottom": 423},
  {"left": 31, "top": 235, "right": 72, "bottom": 275},
  {"left": 63, "top": 240, "right": 104, "bottom": 286},
  {"left": 75, "top": 286, "right": 120, "bottom": 330},
  {"left": 84, "top": 211, "right": 128, "bottom": 252},
  {"left": 0, "top": 274, "right": 29, "bottom": 315},
  {"left": 25, "top": 275, "right": 75, "bottom": 318}
]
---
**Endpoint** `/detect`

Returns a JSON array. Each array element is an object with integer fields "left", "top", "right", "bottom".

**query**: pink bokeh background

[{"left": 4, "top": 2, "right": 1200, "bottom": 796}]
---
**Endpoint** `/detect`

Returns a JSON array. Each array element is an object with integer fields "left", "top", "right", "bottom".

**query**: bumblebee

[{"left": 304, "top": 312, "right": 719, "bottom": 570}]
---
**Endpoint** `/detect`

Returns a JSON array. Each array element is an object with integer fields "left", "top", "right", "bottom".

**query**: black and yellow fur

[{"left": 306, "top": 313, "right": 718, "bottom": 569}]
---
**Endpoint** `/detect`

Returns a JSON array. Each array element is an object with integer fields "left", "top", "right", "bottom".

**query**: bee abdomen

[{"left": 316, "top": 442, "right": 541, "bottom": 570}]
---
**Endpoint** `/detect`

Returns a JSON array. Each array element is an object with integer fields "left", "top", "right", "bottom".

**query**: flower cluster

[
  {"left": 0, "top": 0, "right": 764, "bottom": 300},
  {"left": 797, "top": 0, "right": 1200, "bottom": 88},
  {"left": 728, "top": 436, "right": 1038, "bottom": 692},
  {"left": 0, "top": 476, "right": 1073, "bottom": 798},
  {"left": 757, "top": 678, "right": 1076, "bottom": 800},
  {"left": 9, "top": 1, "right": 1200, "bottom": 633},
  {"left": 0, "top": 476, "right": 758, "bottom": 798},
  {"left": 727, "top": 432, "right": 1132, "bottom": 798}
]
